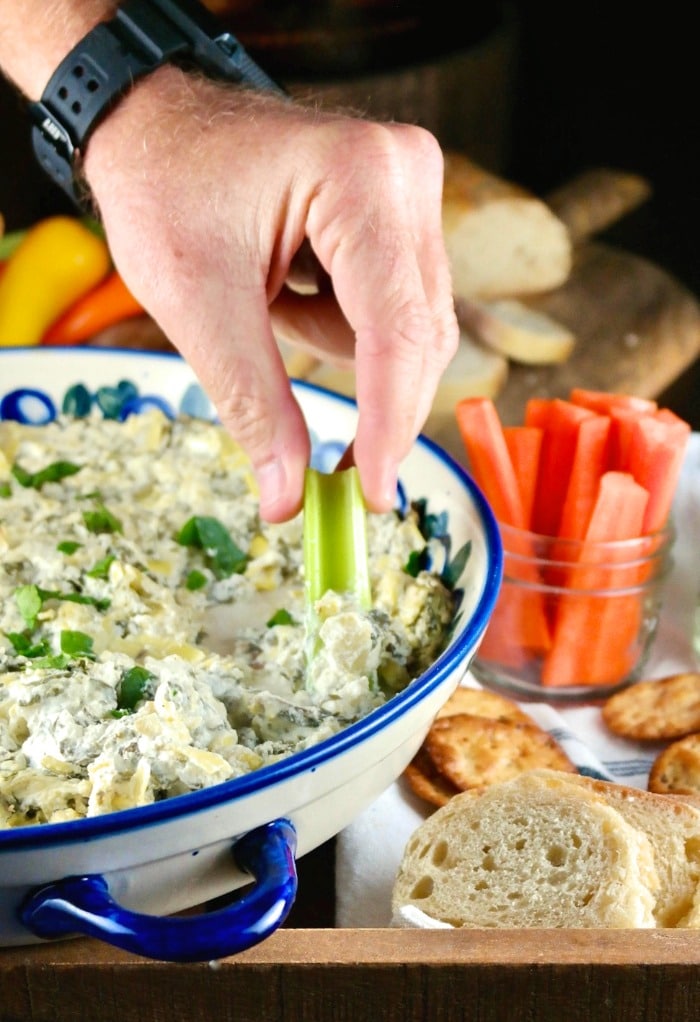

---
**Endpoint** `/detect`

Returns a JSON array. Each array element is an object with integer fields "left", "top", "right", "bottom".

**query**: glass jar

[{"left": 472, "top": 522, "right": 674, "bottom": 703}]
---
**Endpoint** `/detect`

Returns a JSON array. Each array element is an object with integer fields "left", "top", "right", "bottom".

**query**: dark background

[
  {"left": 507, "top": 7, "right": 699, "bottom": 423},
  {"left": 508, "top": 8, "right": 699, "bottom": 299}
]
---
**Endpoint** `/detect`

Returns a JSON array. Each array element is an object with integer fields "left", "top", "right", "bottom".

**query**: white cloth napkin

[{"left": 335, "top": 434, "right": 700, "bottom": 929}]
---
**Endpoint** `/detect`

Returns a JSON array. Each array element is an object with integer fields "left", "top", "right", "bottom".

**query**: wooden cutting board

[{"left": 495, "top": 241, "right": 700, "bottom": 420}]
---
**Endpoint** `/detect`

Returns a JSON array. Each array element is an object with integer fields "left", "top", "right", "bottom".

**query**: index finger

[{"left": 314, "top": 126, "right": 458, "bottom": 510}]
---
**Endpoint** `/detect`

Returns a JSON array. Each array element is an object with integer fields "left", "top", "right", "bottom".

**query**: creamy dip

[{"left": 0, "top": 410, "right": 456, "bottom": 827}]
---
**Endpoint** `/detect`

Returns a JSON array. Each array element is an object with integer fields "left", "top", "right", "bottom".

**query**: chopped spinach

[{"left": 176, "top": 515, "right": 248, "bottom": 579}]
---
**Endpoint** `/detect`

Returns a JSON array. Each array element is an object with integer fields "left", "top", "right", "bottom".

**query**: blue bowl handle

[{"left": 19, "top": 819, "right": 298, "bottom": 962}]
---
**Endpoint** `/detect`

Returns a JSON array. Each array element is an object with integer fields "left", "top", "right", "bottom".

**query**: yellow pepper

[{"left": 0, "top": 216, "right": 111, "bottom": 347}]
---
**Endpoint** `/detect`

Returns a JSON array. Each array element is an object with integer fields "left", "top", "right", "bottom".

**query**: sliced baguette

[
  {"left": 530, "top": 770, "right": 700, "bottom": 928},
  {"left": 442, "top": 152, "right": 573, "bottom": 301},
  {"left": 392, "top": 770, "right": 658, "bottom": 929},
  {"left": 456, "top": 296, "right": 576, "bottom": 365}
]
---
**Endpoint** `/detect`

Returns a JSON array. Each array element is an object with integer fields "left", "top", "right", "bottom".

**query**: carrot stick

[
  {"left": 455, "top": 397, "right": 526, "bottom": 528},
  {"left": 457, "top": 398, "right": 551, "bottom": 664},
  {"left": 585, "top": 472, "right": 650, "bottom": 542},
  {"left": 528, "top": 399, "right": 596, "bottom": 537},
  {"left": 626, "top": 414, "right": 691, "bottom": 532},
  {"left": 524, "top": 397, "right": 552, "bottom": 430},
  {"left": 557, "top": 413, "right": 611, "bottom": 540},
  {"left": 604, "top": 406, "right": 646, "bottom": 470},
  {"left": 569, "top": 387, "right": 658, "bottom": 417},
  {"left": 570, "top": 407, "right": 689, "bottom": 683},
  {"left": 42, "top": 269, "right": 144, "bottom": 345},
  {"left": 654, "top": 406, "right": 692, "bottom": 434},
  {"left": 476, "top": 582, "right": 542, "bottom": 669},
  {"left": 540, "top": 471, "right": 650, "bottom": 687},
  {"left": 503, "top": 425, "right": 543, "bottom": 529},
  {"left": 569, "top": 390, "right": 663, "bottom": 474},
  {"left": 456, "top": 389, "right": 689, "bottom": 689}
]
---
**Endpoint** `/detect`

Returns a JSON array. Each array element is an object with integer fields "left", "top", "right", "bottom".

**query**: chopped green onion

[
  {"left": 13, "top": 584, "right": 110, "bottom": 627},
  {"left": 0, "top": 481, "right": 11, "bottom": 499},
  {"left": 267, "top": 608, "right": 295, "bottom": 627},
  {"left": 116, "top": 665, "right": 154, "bottom": 712},
  {"left": 4, "top": 632, "right": 51, "bottom": 658},
  {"left": 57, "top": 540, "right": 82, "bottom": 554},
  {"left": 15, "top": 584, "right": 43, "bottom": 628},
  {"left": 12, "top": 459, "right": 81, "bottom": 489},
  {"left": 83, "top": 505, "right": 122, "bottom": 534},
  {"left": 86, "top": 554, "right": 115, "bottom": 579},
  {"left": 60, "top": 630, "right": 95, "bottom": 659},
  {"left": 31, "top": 654, "right": 70, "bottom": 670},
  {"left": 185, "top": 569, "right": 207, "bottom": 591}
]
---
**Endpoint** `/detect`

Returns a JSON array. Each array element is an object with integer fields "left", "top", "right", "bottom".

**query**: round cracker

[
  {"left": 602, "top": 673, "right": 700, "bottom": 741},
  {"left": 435, "top": 685, "right": 533, "bottom": 725},
  {"left": 424, "top": 712, "right": 576, "bottom": 791},
  {"left": 648, "top": 733, "right": 700, "bottom": 796},
  {"left": 403, "top": 747, "right": 461, "bottom": 808}
]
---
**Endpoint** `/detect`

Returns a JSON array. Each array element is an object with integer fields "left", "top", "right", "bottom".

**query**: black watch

[{"left": 28, "top": 0, "right": 284, "bottom": 206}]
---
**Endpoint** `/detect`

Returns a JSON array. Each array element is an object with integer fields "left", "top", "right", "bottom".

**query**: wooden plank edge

[{"left": 3, "top": 927, "right": 700, "bottom": 968}]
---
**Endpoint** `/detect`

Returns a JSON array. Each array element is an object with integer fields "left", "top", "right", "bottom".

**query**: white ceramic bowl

[{"left": 0, "top": 347, "right": 502, "bottom": 960}]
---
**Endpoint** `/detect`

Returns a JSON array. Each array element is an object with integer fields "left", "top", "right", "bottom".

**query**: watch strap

[{"left": 28, "top": 0, "right": 283, "bottom": 204}]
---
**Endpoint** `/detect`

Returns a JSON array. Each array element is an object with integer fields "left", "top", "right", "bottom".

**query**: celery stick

[{"left": 303, "top": 466, "right": 372, "bottom": 659}]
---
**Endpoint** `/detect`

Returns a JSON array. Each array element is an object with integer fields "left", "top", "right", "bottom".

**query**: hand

[{"left": 83, "top": 66, "right": 459, "bottom": 521}]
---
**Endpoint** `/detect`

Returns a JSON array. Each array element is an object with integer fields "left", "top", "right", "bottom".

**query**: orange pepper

[{"left": 42, "top": 269, "right": 144, "bottom": 345}]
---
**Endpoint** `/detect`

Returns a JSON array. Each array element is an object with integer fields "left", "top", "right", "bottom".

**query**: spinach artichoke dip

[{"left": 0, "top": 409, "right": 458, "bottom": 828}]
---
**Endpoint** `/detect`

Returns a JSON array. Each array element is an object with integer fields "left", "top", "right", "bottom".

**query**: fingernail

[{"left": 378, "top": 464, "right": 399, "bottom": 510}]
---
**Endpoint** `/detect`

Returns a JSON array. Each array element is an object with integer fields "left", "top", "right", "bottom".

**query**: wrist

[
  {"left": 25, "top": 0, "right": 284, "bottom": 207},
  {"left": 82, "top": 63, "right": 199, "bottom": 204},
  {"left": 0, "top": 2, "right": 118, "bottom": 99}
]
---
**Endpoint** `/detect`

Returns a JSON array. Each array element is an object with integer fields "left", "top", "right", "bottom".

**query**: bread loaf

[
  {"left": 392, "top": 770, "right": 659, "bottom": 928},
  {"left": 442, "top": 152, "right": 573, "bottom": 301},
  {"left": 545, "top": 168, "right": 652, "bottom": 246}
]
